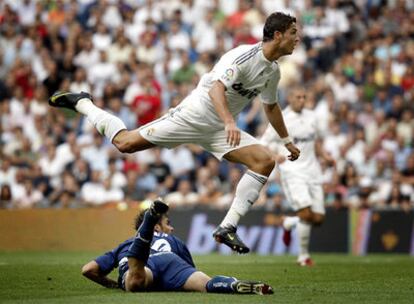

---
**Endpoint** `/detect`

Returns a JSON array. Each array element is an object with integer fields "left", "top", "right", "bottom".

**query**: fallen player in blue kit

[{"left": 82, "top": 200, "right": 273, "bottom": 295}]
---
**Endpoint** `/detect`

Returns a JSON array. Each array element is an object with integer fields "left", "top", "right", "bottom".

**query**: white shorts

[
  {"left": 281, "top": 176, "right": 325, "bottom": 214},
  {"left": 138, "top": 113, "right": 260, "bottom": 160}
]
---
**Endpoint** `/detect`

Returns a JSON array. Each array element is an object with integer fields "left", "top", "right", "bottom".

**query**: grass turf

[{"left": 0, "top": 252, "right": 413, "bottom": 304}]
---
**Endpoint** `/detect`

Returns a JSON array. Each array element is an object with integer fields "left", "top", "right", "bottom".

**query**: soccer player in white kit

[
  {"left": 48, "top": 12, "right": 300, "bottom": 254},
  {"left": 261, "top": 87, "right": 335, "bottom": 265}
]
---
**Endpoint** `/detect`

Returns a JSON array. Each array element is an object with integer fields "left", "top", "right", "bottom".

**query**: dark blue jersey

[{"left": 94, "top": 233, "right": 195, "bottom": 276}]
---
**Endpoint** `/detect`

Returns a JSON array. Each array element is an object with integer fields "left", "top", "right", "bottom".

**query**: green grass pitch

[{"left": 0, "top": 252, "right": 413, "bottom": 304}]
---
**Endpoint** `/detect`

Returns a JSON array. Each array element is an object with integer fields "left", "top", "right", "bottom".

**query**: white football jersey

[
  {"left": 261, "top": 106, "right": 323, "bottom": 182},
  {"left": 173, "top": 42, "right": 281, "bottom": 129}
]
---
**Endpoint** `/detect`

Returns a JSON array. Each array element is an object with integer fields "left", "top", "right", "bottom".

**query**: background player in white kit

[
  {"left": 261, "top": 87, "right": 335, "bottom": 266},
  {"left": 49, "top": 12, "right": 300, "bottom": 254}
]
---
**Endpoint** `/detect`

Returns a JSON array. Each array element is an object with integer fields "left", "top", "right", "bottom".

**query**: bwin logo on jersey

[
  {"left": 293, "top": 134, "right": 316, "bottom": 143},
  {"left": 231, "top": 83, "right": 260, "bottom": 99}
]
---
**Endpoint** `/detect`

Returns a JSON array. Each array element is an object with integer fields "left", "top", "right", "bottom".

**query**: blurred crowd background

[{"left": 0, "top": 0, "right": 413, "bottom": 212}]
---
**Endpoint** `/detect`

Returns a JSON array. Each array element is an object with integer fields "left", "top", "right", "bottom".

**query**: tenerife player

[
  {"left": 81, "top": 200, "right": 273, "bottom": 295},
  {"left": 261, "top": 87, "right": 335, "bottom": 266},
  {"left": 49, "top": 12, "right": 300, "bottom": 254}
]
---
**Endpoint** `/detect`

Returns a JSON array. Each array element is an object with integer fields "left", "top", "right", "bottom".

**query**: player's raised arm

[
  {"left": 263, "top": 102, "right": 300, "bottom": 161},
  {"left": 208, "top": 80, "right": 240, "bottom": 147},
  {"left": 81, "top": 260, "right": 119, "bottom": 289}
]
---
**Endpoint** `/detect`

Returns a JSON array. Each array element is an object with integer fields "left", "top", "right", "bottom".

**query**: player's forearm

[
  {"left": 264, "top": 103, "right": 289, "bottom": 139},
  {"left": 315, "top": 139, "right": 329, "bottom": 160},
  {"left": 315, "top": 139, "right": 326, "bottom": 158},
  {"left": 84, "top": 272, "right": 119, "bottom": 288},
  {"left": 208, "top": 81, "right": 234, "bottom": 124},
  {"left": 82, "top": 261, "right": 118, "bottom": 289},
  {"left": 315, "top": 138, "right": 335, "bottom": 166},
  {"left": 96, "top": 276, "right": 119, "bottom": 289}
]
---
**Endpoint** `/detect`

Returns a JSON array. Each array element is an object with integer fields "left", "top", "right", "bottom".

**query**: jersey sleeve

[
  {"left": 95, "top": 249, "right": 117, "bottom": 275},
  {"left": 260, "top": 73, "right": 280, "bottom": 104},
  {"left": 211, "top": 64, "right": 241, "bottom": 89}
]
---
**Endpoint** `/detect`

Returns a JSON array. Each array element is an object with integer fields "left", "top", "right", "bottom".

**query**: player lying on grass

[{"left": 81, "top": 200, "right": 273, "bottom": 295}]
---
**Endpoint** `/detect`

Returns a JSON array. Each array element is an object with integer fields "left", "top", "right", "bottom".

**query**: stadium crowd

[{"left": 0, "top": 0, "right": 413, "bottom": 212}]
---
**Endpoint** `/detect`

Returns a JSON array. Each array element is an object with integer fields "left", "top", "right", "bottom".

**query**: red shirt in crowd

[{"left": 132, "top": 93, "right": 161, "bottom": 126}]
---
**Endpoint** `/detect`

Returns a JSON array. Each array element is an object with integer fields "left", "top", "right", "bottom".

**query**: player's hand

[
  {"left": 285, "top": 143, "right": 300, "bottom": 161},
  {"left": 225, "top": 122, "right": 241, "bottom": 147}
]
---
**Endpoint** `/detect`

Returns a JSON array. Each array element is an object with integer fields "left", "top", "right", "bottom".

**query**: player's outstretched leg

[
  {"left": 212, "top": 226, "right": 249, "bottom": 254},
  {"left": 127, "top": 200, "right": 169, "bottom": 261}
]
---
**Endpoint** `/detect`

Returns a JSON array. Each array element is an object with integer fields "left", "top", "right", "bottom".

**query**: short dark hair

[{"left": 263, "top": 12, "right": 296, "bottom": 42}]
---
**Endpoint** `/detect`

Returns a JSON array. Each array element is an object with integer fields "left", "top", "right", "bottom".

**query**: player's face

[
  {"left": 156, "top": 215, "right": 174, "bottom": 234},
  {"left": 289, "top": 89, "right": 306, "bottom": 112},
  {"left": 279, "top": 23, "right": 300, "bottom": 55}
]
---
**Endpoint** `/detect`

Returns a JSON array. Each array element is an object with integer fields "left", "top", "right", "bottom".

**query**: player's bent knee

[
  {"left": 252, "top": 152, "right": 275, "bottom": 175},
  {"left": 125, "top": 276, "right": 146, "bottom": 292},
  {"left": 266, "top": 157, "right": 276, "bottom": 172},
  {"left": 113, "top": 131, "right": 138, "bottom": 153}
]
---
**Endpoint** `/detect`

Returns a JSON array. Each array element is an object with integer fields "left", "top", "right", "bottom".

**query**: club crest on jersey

[
  {"left": 146, "top": 128, "right": 155, "bottom": 136},
  {"left": 221, "top": 68, "right": 235, "bottom": 82},
  {"left": 231, "top": 82, "right": 260, "bottom": 99}
]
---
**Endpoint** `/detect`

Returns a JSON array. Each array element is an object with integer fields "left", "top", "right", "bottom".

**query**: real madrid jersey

[
  {"left": 174, "top": 42, "right": 281, "bottom": 129},
  {"left": 261, "top": 107, "right": 323, "bottom": 181}
]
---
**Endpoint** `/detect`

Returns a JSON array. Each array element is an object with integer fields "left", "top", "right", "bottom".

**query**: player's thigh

[
  {"left": 309, "top": 183, "right": 325, "bottom": 215},
  {"left": 182, "top": 271, "right": 211, "bottom": 292},
  {"left": 115, "top": 129, "right": 156, "bottom": 152},
  {"left": 281, "top": 177, "right": 312, "bottom": 211},
  {"left": 122, "top": 267, "right": 154, "bottom": 291},
  {"left": 138, "top": 115, "right": 204, "bottom": 148},
  {"left": 201, "top": 129, "right": 267, "bottom": 161},
  {"left": 149, "top": 252, "right": 197, "bottom": 291}
]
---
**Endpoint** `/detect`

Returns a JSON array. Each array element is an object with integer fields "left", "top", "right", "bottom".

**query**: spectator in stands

[
  {"left": 0, "top": 184, "right": 12, "bottom": 209},
  {"left": 165, "top": 179, "right": 199, "bottom": 208}
]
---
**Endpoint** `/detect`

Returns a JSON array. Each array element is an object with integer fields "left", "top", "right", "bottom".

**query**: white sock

[
  {"left": 76, "top": 98, "right": 126, "bottom": 142},
  {"left": 283, "top": 216, "right": 299, "bottom": 231},
  {"left": 220, "top": 170, "right": 267, "bottom": 228},
  {"left": 297, "top": 220, "right": 311, "bottom": 259}
]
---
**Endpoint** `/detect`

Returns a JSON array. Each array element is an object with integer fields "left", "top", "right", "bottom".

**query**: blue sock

[
  {"left": 126, "top": 211, "right": 158, "bottom": 261},
  {"left": 206, "top": 276, "right": 237, "bottom": 293}
]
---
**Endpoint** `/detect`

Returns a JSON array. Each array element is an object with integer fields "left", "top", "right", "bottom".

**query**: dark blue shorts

[
  {"left": 148, "top": 252, "right": 196, "bottom": 291},
  {"left": 118, "top": 252, "right": 196, "bottom": 291}
]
